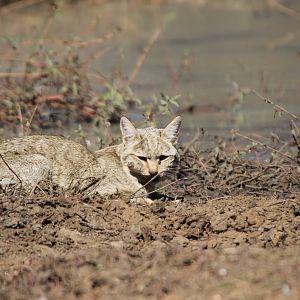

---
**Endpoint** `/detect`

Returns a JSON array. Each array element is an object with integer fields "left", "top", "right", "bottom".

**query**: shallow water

[{"left": 0, "top": 1, "right": 299, "bottom": 140}]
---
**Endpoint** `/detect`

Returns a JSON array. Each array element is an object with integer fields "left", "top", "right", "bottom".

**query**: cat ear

[
  {"left": 162, "top": 116, "right": 182, "bottom": 145},
  {"left": 120, "top": 117, "right": 138, "bottom": 145}
]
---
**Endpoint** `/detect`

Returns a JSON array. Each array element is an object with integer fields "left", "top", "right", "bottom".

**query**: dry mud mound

[
  {"left": 1, "top": 192, "right": 300, "bottom": 299},
  {"left": 0, "top": 148, "right": 300, "bottom": 299}
]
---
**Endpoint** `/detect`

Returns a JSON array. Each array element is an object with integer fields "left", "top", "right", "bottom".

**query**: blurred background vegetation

[{"left": 0, "top": 0, "right": 299, "bottom": 151}]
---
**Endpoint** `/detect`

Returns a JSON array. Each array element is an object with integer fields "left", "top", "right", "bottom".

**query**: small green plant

[{"left": 143, "top": 93, "right": 181, "bottom": 123}]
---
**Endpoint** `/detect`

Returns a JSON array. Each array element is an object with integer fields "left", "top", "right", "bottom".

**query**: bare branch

[
  {"left": 0, "top": 153, "right": 23, "bottom": 187},
  {"left": 252, "top": 90, "right": 300, "bottom": 121}
]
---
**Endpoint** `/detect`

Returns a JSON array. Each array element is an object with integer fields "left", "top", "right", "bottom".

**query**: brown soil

[{"left": 1, "top": 190, "right": 300, "bottom": 300}]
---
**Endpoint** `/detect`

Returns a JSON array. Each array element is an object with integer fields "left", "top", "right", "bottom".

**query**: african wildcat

[{"left": 0, "top": 116, "right": 181, "bottom": 201}]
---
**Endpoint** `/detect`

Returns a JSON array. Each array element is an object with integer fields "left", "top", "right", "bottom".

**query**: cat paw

[{"left": 130, "top": 197, "right": 154, "bottom": 205}]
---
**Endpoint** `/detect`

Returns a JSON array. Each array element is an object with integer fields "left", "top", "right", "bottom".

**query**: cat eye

[
  {"left": 159, "top": 155, "right": 169, "bottom": 161},
  {"left": 137, "top": 156, "right": 147, "bottom": 161}
]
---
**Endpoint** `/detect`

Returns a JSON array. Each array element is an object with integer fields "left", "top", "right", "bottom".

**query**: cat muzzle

[{"left": 147, "top": 160, "right": 159, "bottom": 175}]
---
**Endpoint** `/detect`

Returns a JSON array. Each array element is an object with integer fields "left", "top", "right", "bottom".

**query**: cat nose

[{"left": 147, "top": 160, "right": 158, "bottom": 175}]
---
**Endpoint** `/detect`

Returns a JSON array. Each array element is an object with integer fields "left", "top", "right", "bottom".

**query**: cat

[{"left": 0, "top": 116, "right": 181, "bottom": 202}]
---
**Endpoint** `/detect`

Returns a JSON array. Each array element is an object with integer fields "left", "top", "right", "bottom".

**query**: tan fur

[{"left": 0, "top": 117, "right": 181, "bottom": 201}]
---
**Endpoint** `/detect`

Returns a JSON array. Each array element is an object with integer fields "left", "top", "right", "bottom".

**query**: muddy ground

[
  {"left": 1, "top": 150, "right": 300, "bottom": 300},
  {"left": 0, "top": 0, "right": 300, "bottom": 298}
]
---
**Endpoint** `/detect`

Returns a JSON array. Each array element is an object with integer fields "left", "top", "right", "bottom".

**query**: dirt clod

[{"left": 1, "top": 189, "right": 300, "bottom": 299}]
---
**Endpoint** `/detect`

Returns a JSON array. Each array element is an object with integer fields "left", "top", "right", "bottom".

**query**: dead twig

[
  {"left": 0, "top": 0, "right": 44, "bottom": 14},
  {"left": 147, "top": 178, "right": 183, "bottom": 196},
  {"left": 0, "top": 199, "right": 25, "bottom": 216},
  {"left": 268, "top": 31, "right": 299, "bottom": 49},
  {"left": 17, "top": 103, "right": 24, "bottom": 137},
  {"left": 207, "top": 195, "right": 231, "bottom": 201},
  {"left": 127, "top": 28, "right": 162, "bottom": 86},
  {"left": 82, "top": 47, "right": 112, "bottom": 68},
  {"left": 36, "top": 95, "right": 64, "bottom": 103},
  {"left": 130, "top": 173, "right": 161, "bottom": 198},
  {"left": 26, "top": 104, "right": 39, "bottom": 133},
  {"left": 233, "top": 131, "right": 296, "bottom": 162},
  {"left": 182, "top": 128, "right": 202, "bottom": 155},
  {"left": 0, "top": 72, "right": 42, "bottom": 79},
  {"left": 0, "top": 154, "right": 23, "bottom": 187},
  {"left": 252, "top": 90, "right": 300, "bottom": 121},
  {"left": 267, "top": 0, "right": 300, "bottom": 17},
  {"left": 227, "top": 168, "right": 269, "bottom": 189},
  {"left": 291, "top": 120, "right": 300, "bottom": 162},
  {"left": 71, "top": 29, "right": 118, "bottom": 49}
]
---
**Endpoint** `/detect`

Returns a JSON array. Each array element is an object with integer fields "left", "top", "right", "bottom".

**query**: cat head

[{"left": 119, "top": 116, "right": 181, "bottom": 178}]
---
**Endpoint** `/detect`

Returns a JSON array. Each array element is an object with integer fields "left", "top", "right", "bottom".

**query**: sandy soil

[{"left": 1, "top": 191, "right": 300, "bottom": 300}]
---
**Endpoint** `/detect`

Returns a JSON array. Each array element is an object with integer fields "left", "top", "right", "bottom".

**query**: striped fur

[{"left": 0, "top": 117, "right": 181, "bottom": 201}]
